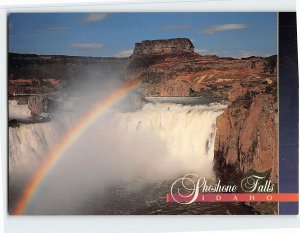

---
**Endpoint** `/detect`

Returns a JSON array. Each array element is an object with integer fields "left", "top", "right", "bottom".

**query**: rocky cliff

[
  {"left": 214, "top": 94, "right": 278, "bottom": 182},
  {"left": 132, "top": 38, "right": 194, "bottom": 56},
  {"left": 127, "top": 38, "right": 278, "bottom": 182}
]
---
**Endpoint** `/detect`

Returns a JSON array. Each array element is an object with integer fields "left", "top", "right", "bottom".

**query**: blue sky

[{"left": 8, "top": 13, "right": 277, "bottom": 58}]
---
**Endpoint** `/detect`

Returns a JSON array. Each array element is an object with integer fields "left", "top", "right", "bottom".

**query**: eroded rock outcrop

[
  {"left": 214, "top": 94, "right": 278, "bottom": 182},
  {"left": 132, "top": 38, "right": 194, "bottom": 56},
  {"left": 28, "top": 96, "right": 48, "bottom": 116}
]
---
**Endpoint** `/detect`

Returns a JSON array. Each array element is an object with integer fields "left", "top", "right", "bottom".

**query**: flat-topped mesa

[{"left": 132, "top": 38, "right": 194, "bottom": 56}]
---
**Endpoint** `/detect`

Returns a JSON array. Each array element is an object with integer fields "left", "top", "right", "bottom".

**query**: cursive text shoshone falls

[{"left": 170, "top": 174, "right": 274, "bottom": 204}]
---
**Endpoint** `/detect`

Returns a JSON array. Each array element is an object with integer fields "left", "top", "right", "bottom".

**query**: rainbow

[{"left": 13, "top": 79, "right": 140, "bottom": 215}]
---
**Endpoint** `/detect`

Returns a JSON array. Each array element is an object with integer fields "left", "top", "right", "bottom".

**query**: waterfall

[
  {"left": 8, "top": 100, "right": 32, "bottom": 119},
  {"left": 8, "top": 117, "right": 74, "bottom": 189},
  {"left": 113, "top": 103, "right": 225, "bottom": 173},
  {"left": 8, "top": 101, "right": 226, "bottom": 213},
  {"left": 9, "top": 102, "right": 225, "bottom": 185}
]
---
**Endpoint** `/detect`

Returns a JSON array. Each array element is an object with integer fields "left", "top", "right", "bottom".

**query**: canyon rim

[{"left": 8, "top": 13, "right": 279, "bottom": 215}]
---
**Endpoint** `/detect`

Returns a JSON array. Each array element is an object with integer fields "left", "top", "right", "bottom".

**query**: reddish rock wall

[{"left": 214, "top": 94, "right": 278, "bottom": 182}]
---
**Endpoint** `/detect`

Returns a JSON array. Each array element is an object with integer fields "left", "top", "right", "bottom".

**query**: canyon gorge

[{"left": 8, "top": 38, "right": 278, "bottom": 214}]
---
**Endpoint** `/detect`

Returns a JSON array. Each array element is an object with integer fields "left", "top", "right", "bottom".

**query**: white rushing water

[
  {"left": 9, "top": 102, "right": 226, "bottom": 213},
  {"left": 8, "top": 100, "right": 32, "bottom": 119},
  {"left": 9, "top": 117, "right": 75, "bottom": 188},
  {"left": 113, "top": 103, "right": 225, "bottom": 172}
]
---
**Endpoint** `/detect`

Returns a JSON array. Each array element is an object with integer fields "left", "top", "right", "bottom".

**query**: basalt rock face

[
  {"left": 132, "top": 38, "right": 194, "bottom": 56},
  {"left": 128, "top": 38, "right": 278, "bottom": 182},
  {"left": 214, "top": 94, "right": 278, "bottom": 182}
]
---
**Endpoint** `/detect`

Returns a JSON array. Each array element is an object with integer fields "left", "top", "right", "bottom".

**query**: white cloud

[
  {"left": 70, "top": 43, "right": 103, "bottom": 50},
  {"left": 115, "top": 49, "right": 133, "bottom": 58},
  {"left": 160, "top": 25, "right": 191, "bottom": 30},
  {"left": 203, "top": 24, "right": 247, "bottom": 35},
  {"left": 83, "top": 13, "right": 108, "bottom": 23},
  {"left": 44, "top": 27, "right": 68, "bottom": 32}
]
